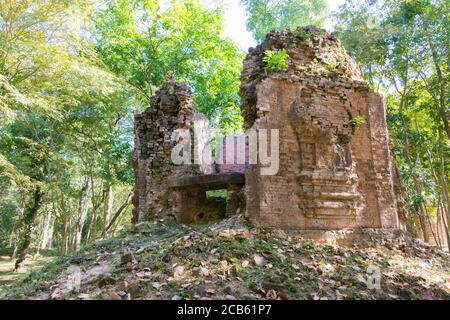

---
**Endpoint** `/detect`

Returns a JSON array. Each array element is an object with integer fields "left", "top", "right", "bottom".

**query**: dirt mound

[{"left": 5, "top": 216, "right": 450, "bottom": 300}]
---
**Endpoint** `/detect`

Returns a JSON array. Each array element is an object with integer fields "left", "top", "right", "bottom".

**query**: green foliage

[
  {"left": 94, "top": 0, "right": 244, "bottom": 132},
  {"left": 206, "top": 189, "right": 227, "bottom": 200},
  {"left": 0, "top": 0, "right": 250, "bottom": 261},
  {"left": 263, "top": 49, "right": 289, "bottom": 72},
  {"left": 292, "top": 28, "right": 315, "bottom": 41},
  {"left": 0, "top": 0, "right": 136, "bottom": 256},
  {"left": 0, "top": 194, "right": 17, "bottom": 248},
  {"left": 240, "top": 0, "right": 329, "bottom": 42},
  {"left": 336, "top": 0, "right": 449, "bottom": 237},
  {"left": 349, "top": 116, "right": 366, "bottom": 130}
]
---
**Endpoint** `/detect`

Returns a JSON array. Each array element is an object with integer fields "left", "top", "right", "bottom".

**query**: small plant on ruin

[
  {"left": 293, "top": 29, "right": 314, "bottom": 42},
  {"left": 263, "top": 49, "right": 289, "bottom": 72},
  {"left": 349, "top": 115, "right": 366, "bottom": 131},
  {"left": 324, "top": 61, "right": 339, "bottom": 72}
]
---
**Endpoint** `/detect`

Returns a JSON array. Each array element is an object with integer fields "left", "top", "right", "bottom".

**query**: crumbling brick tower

[
  {"left": 132, "top": 80, "right": 211, "bottom": 223},
  {"left": 240, "top": 26, "right": 402, "bottom": 237}
]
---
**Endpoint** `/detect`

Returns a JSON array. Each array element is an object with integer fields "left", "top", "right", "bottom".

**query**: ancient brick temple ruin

[
  {"left": 132, "top": 80, "right": 247, "bottom": 224},
  {"left": 133, "top": 26, "right": 406, "bottom": 241}
]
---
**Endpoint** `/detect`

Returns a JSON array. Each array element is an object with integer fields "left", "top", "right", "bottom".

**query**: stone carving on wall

[
  {"left": 291, "top": 114, "right": 360, "bottom": 219},
  {"left": 240, "top": 26, "right": 402, "bottom": 234}
]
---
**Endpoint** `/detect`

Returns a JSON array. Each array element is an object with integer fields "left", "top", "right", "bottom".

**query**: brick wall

[
  {"left": 240, "top": 26, "right": 402, "bottom": 231},
  {"left": 132, "top": 80, "right": 210, "bottom": 223}
]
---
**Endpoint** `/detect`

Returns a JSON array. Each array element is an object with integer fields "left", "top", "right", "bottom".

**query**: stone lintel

[{"left": 169, "top": 173, "right": 245, "bottom": 191}]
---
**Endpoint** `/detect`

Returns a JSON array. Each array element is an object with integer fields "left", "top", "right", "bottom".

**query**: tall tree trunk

[
  {"left": 87, "top": 177, "right": 102, "bottom": 242},
  {"left": 85, "top": 176, "right": 95, "bottom": 242},
  {"left": 105, "top": 192, "right": 132, "bottom": 234},
  {"left": 438, "top": 135, "right": 450, "bottom": 227},
  {"left": 399, "top": 99, "right": 431, "bottom": 241},
  {"left": 39, "top": 209, "right": 52, "bottom": 250},
  {"left": 14, "top": 187, "right": 44, "bottom": 271},
  {"left": 67, "top": 217, "right": 74, "bottom": 254},
  {"left": 74, "top": 177, "right": 91, "bottom": 251},
  {"left": 439, "top": 200, "right": 450, "bottom": 251},
  {"left": 102, "top": 185, "right": 113, "bottom": 239},
  {"left": 423, "top": 204, "right": 440, "bottom": 248},
  {"left": 10, "top": 203, "right": 25, "bottom": 259},
  {"left": 421, "top": 16, "right": 450, "bottom": 139},
  {"left": 43, "top": 209, "right": 54, "bottom": 250},
  {"left": 423, "top": 141, "right": 449, "bottom": 248},
  {"left": 9, "top": 225, "right": 17, "bottom": 253},
  {"left": 35, "top": 213, "right": 46, "bottom": 257},
  {"left": 62, "top": 209, "right": 68, "bottom": 255}
]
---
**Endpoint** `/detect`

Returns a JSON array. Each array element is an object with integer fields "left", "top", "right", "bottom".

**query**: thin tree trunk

[
  {"left": 86, "top": 198, "right": 102, "bottom": 243},
  {"left": 439, "top": 200, "right": 450, "bottom": 251},
  {"left": 39, "top": 209, "right": 52, "bottom": 250},
  {"left": 105, "top": 192, "right": 132, "bottom": 233},
  {"left": 420, "top": 17, "right": 450, "bottom": 139},
  {"left": 435, "top": 199, "right": 444, "bottom": 249},
  {"left": 84, "top": 176, "right": 95, "bottom": 242},
  {"left": 47, "top": 213, "right": 54, "bottom": 249},
  {"left": 62, "top": 208, "right": 68, "bottom": 255},
  {"left": 437, "top": 209, "right": 443, "bottom": 248},
  {"left": 74, "top": 177, "right": 91, "bottom": 251},
  {"left": 396, "top": 85, "right": 432, "bottom": 242},
  {"left": 423, "top": 204, "right": 440, "bottom": 248},
  {"left": 11, "top": 203, "right": 25, "bottom": 259},
  {"left": 68, "top": 217, "right": 74, "bottom": 254},
  {"left": 88, "top": 177, "right": 102, "bottom": 242},
  {"left": 35, "top": 214, "right": 46, "bottom": 257},
  {"left": 9, "top": 225, "right": 17, "bottom": 254},
  {"left": 11, "top": 244, "right": 18, "bottom": 260},
  {"left": 420, "top": 128, "right": 449, "bottom": 248},
  {"left": 102, "top": 185, "right": 113, "bottom": 239},
  {"left": 14, "top": 187, "right": 44, "bottom": 271},
  {"left": 438, "top": 134, "right": 450, "bottom": 226}
]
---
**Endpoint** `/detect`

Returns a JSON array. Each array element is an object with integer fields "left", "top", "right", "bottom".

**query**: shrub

[
  {"left": 293, "top": 29, "right": 314, "bottom": 42},
  {"left": 263, "top": 49, "right": 289, "bottom": 72},
  {"left": 349, "top": 115, "right": 366, "bottom": 131}
]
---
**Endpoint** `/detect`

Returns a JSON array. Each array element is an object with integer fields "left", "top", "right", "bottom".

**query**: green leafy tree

[
  {"left": 0, "top": 0, "right": 136, "bottom": 263},
  {"left": 94, "top": 0, "right": 244, "bottom": 132},
  {"left": 335, "top": 0, "right": 449, "bottom": 248},
  {"left": 240, "top": 0, "right": 329, "bottom": 42}
]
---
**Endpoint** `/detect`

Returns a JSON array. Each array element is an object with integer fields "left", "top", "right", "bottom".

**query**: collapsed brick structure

[
  {"left": 133, "top": 80, "right": 209, "bottom": 223},
  {"left": 132, "top": 80, "right": 245, "bottom": 224},
  {"left": 133, "top": 26, "right": 406, "bottom": 242},
  {"left": 240, "top": 26, "right": 403, "bottom": 239}
]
